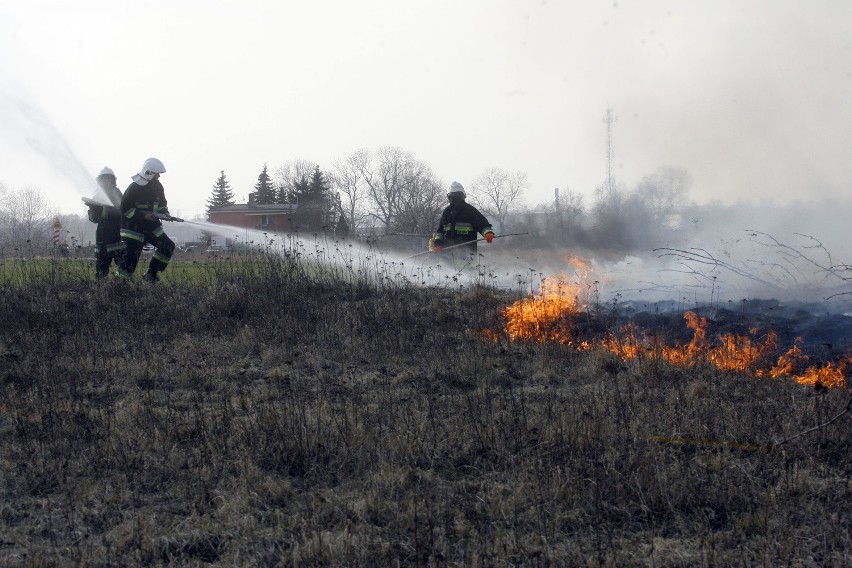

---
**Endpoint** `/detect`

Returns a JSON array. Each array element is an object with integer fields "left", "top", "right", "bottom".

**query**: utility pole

[{"left": 602, "top": 107, "right": 617, "bottom": 192}]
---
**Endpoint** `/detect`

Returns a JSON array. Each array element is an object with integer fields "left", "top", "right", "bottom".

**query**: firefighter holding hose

[
  {"left": 430, "top": 181, "right": 495, "bottom": 256},
  {"left": 116, "top": 157, "right": 176, "bottom": 282},
  {"left": 86, "top": 167, "right": 125, "bottom": 279}
]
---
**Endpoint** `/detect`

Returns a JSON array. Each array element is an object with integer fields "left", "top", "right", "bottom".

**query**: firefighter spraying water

[
  {"left": 83, "top": 167, "right": 125, "bottom": 279},
  {"left": 115, "top": 158, "right": 182, "bottom": 282}
]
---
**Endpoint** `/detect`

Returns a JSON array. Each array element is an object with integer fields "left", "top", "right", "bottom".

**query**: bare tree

[
  {"left": 0, "top": 182, "right": 8, "bottom": 252},
  {"left": 634, "top": 166, "right": 692, "bottom": 225},
  {"left": 330, "top": 149, "right": 372, "bottom": 234},
  {"left": 363, "top": 146, "right": 413, "bottom": 233},
  {"left": 0, "top": 185, "right": 55, "bottom": 254},
  {"left": 469, "top": 167, "right": 527, "bottom": 232},
  {"left": 393, "top": 161, "right": 444, "bottom": 235}
]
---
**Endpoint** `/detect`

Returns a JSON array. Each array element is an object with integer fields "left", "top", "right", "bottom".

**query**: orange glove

[{"left": 485, "top": 233, "right": 494, "bottom": 243}]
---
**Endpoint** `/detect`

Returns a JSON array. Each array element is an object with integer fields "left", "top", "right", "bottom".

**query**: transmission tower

[{"left": 602, "top": 107, "right": 617, "bottom": 192}]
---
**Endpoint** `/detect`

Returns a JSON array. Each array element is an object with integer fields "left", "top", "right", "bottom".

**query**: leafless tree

[
  {"left": 0, "top": 185, "right": 56, "bottom": 254},
  {"left": 469, "top": 167, "right": 528, "bottom": 232},
  {"left": 363, "top": 146, "right": 414, "bottom": 233},
  {"left": 0, "top": 182, "right": 8, "bottom": 252},
  {"left": 634, "top": 166, "right": 692, "bottom": 224},
  {"left": 330, "top": 149, "right": 372, "bottom": 234},
  {"left": 393, "top": 161, "right": 444, "bottom": 235}
]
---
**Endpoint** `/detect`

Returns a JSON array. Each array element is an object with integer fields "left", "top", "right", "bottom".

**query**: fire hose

[
  {"left": 402, "top": 232, "right": 529, "bottom": 261},
  {"left": 150, "top": 212, "right": 185, "bottom": 223},
  {"left": 82, "top": 197, "right": 184, "bottom": 222}
]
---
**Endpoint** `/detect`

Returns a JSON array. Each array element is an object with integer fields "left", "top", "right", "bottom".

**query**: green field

[
  {"left": 0, "top": 253, "right": 849, "bottom": 566},
  {"left": 0, "top": 256, "right": 300, "bottom": 286}
]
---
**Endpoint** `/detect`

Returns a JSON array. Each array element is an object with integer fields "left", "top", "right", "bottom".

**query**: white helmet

[
  {"left": 133, "top": 157, "right": 166, "bottom": 185},
  {"left": 97, "top": 166, "right": 115, "bottom": 178},
  {"left": 447, "top": 181, "right": 466, "bottom": 198},
  {"left": 142, "top": 157, "right": 166, "bottom": 176}
]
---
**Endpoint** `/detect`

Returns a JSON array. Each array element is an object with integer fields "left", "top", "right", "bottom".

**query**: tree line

[
  {"left": 207, "top": 145, "right": 694, "bottom": 256},
  {"left": 206, "top": 146, "right": 531, "bottom": 238},
  {"left": 2, "top": 144, "right": 696, "bottom": 258}
]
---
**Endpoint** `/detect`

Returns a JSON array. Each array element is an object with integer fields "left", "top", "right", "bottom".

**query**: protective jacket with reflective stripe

[
  {"left": 88, "top": 185, "right": 124, "bottom": 245},
  {"left": 434, "top": 202, "right": 493, "bottom": 249},
  {"left": 121, "top": 178, "right": 169, "bottom": 233}
]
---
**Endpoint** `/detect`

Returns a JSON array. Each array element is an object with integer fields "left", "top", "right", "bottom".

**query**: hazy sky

[{"left": 1, "top": 0, "right": 851, "bottom": 217}]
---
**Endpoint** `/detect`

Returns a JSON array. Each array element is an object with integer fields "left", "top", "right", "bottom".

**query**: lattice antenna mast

[{"left": 602, "top": 107, "right": 618, "bottom": 192}]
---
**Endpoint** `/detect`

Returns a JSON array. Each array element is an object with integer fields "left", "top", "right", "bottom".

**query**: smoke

[{"left": 471, "top": 183, "right": 852, "bottom": 311}]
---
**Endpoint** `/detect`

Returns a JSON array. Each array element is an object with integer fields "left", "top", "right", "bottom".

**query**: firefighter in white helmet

[
  {"left": 116, "top": 158, "right": 175, "bottom": 282},
  {"left": 86, "top": 166, "right": 125, "bottom": 279},
  {"left": 430, "top": 181, "right": 494, "bottom": 255}
]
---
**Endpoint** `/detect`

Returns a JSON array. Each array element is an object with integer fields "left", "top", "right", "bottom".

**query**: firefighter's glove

[{"left": 485, "top": 232, "right": 494, "bottom": 243}]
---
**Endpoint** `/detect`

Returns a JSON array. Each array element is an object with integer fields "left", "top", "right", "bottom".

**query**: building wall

[
  {"left": 208, "top": 211, "right": 254, "bottom": 228},
  {"left": 209, "top": 212, "right": 294, "bottom": 231}
]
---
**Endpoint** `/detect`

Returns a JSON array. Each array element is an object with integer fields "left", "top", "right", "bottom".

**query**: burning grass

[
  {"left": 0, "top": 252, "right": 850, "bottom": 566},
  {"left": 502, "top": 256, "right": 850, "bottom": 390}
]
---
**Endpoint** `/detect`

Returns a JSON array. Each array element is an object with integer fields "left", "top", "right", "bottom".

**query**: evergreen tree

[
  {"left": 308, "top": 165, "right": 330, "bottom": 201},
  {"left": 206, "top": 170, "right": 235, "bottom": 218},
  {"left": 288, "top": 166, "right": 330, "bottom": 203},
  {"left": 251, "top": 164, "right": 277, "bottom": 204},
  {"left": 292, "top": 174, "right": 310, "bottom": 201},
  {"left": 289, "top": 166, "right": 335, "bottom": 232}
]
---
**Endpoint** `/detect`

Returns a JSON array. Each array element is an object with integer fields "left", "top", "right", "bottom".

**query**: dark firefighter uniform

[
  {"left": 433, "top": 201, "right": 495, "bottom": 255},
  {"left": 87, "top": 171, "right": 125, "bottom": 279},
  {"left": 117, "top": 176, "right": 175, "bottom": 282}
]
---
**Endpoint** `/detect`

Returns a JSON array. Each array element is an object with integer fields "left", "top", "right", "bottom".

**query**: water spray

[
  {"left": 0, "top": 91, "right": 110, "bottom": 206},
  {"left": 402, "top": 232, "right": 530, "bottom": 261}
]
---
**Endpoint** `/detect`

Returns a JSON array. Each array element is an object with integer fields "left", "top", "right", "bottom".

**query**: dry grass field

[{"left": 0, "top": 253, "right": 849, "bottom": 566}]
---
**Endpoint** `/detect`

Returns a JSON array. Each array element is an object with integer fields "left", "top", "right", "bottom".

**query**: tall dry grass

[{"left": 0, "top": 248, "right": 849, "bottom": 566}]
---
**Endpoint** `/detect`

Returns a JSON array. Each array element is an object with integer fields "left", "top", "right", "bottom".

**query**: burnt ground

[{"left": 609, "top": 298, "right": 852, "bottom": 364}]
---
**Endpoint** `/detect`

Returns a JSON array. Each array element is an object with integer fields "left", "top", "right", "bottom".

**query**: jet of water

[
  {"left": 179, "top": 219, "right": 510, "bottom": 289},
  {"left": 0, "top": 90, "right": 111, "bottom": 205}
]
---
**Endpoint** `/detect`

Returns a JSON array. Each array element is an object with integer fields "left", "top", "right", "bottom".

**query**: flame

[
  {"left": 504, "top": 255, "right": 594, "bottom": 345},
  {"left": 768, "top": 341, "right": 848, "bottom": 389},
  {"left": 660, "top": 313, "right": 778, "bottom": 373},
  {"left": 499, "top": 260, "right": 848, "bottom": 389}
]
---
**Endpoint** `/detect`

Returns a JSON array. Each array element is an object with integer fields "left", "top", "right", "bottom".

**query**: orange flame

[
  {"left": 499, "top": 260, "right": 848, "bottom": 389},
  {"left": 768, "top": 341, "right": 848, "bottom": 389},
  {"left": 504, "top": 255, "right": 594, "bottom": 345}
]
